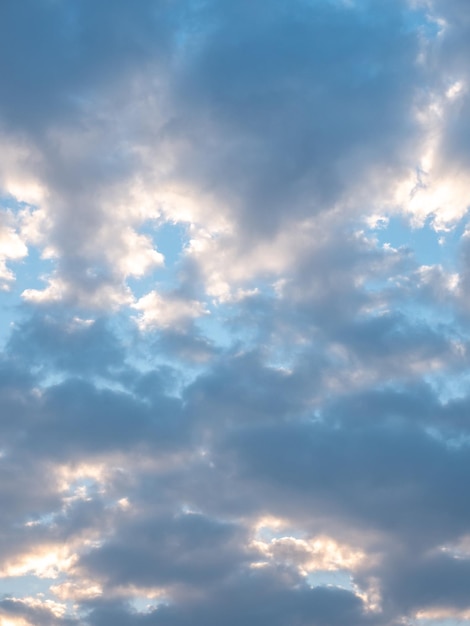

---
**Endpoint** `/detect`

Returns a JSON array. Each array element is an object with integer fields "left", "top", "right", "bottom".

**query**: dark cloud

[
  {"left": 23, "top": 377, "right": 185, "bottom": 460},
  {"left": 80, "top": 512, "right": 250, "bottom": 588},
  {"left": 7, "top": 314, "right": 125, "bottom": 376},
  {"left": 85, "top": 574, "right": 385, "bottom": 626},
  {"left": 184, "top": 349, "right": 316, "bottom": 427},
  {"left": 168, "top": 0, "right": 428, "bottom": 235},
  {"left": 223, "top": 419, "right": 470, "bottom": 548},
  {"left": 0, "top": 0, "right": 175, "bottom": 131},
  {"left": 380, "top": 552, "right": 470, "bottom": 614}
]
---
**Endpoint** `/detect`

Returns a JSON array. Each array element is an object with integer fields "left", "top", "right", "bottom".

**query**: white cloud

[
  {"left": 0, "top": 215, "right": 28, "bottom": 289},
  {"left": 133, "top": 290, "right": 209, "bottom": 331}
]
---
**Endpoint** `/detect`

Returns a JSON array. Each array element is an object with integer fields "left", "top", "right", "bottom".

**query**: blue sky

[{"left": 1, "top": 1, "right": 470, "bottom": 624}]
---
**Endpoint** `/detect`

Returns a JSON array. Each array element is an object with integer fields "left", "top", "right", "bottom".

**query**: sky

[{"left": 2, "top": 0, "right": 470, "bottom": 624}]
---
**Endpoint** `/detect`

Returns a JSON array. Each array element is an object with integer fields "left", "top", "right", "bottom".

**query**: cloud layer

[{"left": 1, "top": 1, "right": 470, "bottom": 625}]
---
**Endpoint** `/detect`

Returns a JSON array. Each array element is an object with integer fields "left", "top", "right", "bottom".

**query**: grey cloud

[
  {"left": 171, "top": 0, "right": 427, "bottom": 234},
  {"left": 79, "top": 512, "right": 250, "bottom": 589},
  {"left": 184, "top": 349, "right": 316, "bottom": 427},
  {"left": 380, "top": 552, "right": 470, "bottom": 614},
  {"left": 7, "top": 314, "right": 126, "bottom": 376},
  {"left": 323, "top": 381, "right": 470, "bottom": 434},
  {"left": 1, "top": 297, "right": 470, "bottom": 623},
  {"left": 22, "top": 377, "right": 185, "bottom": 460},
  {"left": 0, "top": 455, "right": 62, "bottom": 528},
  {"left": 223, "top": 419, "right": 470, "bottom": 548},
  {"left": 0, "top": 0, "right": 175, "bottom": 131},
  {"left": 85, "top": 574, "right": 386, "bottom": 626},
  {"left": 0, "top": 312, "right": 187, "bottom": 460},
  {"left": 330, "top": 312, "right": 462, "bottom": 377}
]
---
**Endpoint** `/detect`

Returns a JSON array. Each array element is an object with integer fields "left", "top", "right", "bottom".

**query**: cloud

[
  {"left": 0, "top": 209, "right": 28, "bottom": 288},
  {"left": 0, "top": 0, "right": 433, "bottom": 308},
  {"left": 2, "top": 1, "right": 470, "bottom": 625},
  {"left": 84, "top": 575, "right": 384, "bottom": 626},
  {"left": 133, "top": 291, "right": 208, "bottom": 331}
]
